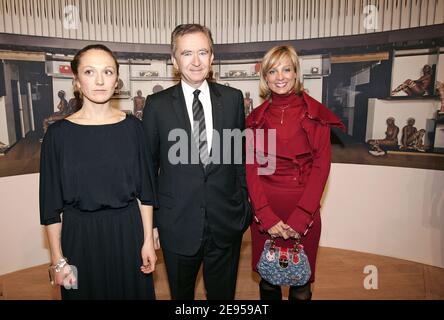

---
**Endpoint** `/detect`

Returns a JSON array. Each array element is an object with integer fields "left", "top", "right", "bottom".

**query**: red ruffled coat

[{"left": 245, "top": 91, "right": 345, "bottom": 282}]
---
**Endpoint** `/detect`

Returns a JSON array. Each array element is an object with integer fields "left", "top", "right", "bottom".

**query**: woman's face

[
  {"left": 75, "top": 49, "right": 118, "bottom": 105},
  {"left": 265, "top": 56, "right": 297, "bottom": 95}
]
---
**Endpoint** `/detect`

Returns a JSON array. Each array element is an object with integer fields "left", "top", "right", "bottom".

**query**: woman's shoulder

[
  {"left": 302, "top": 92, "right": 345, "bottom": 130},
  {"left": 122, "top": 114, "right": 146, "bottom": 134},
  {"left": 124, "top": 113, "right": 143, "bottom": 126},
  {"left": 41, "top": 118, "right": 70, "bottom": 147},
  {"left": 45, "top": 118, "right": 67, "bottom": 134},
  {"left": 246, "top": 100, "right": 269, "bottom": 127}
]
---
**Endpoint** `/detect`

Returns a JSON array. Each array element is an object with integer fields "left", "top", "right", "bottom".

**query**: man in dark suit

[{"left": 142, "top": 24, "right": 251, "bottom": 300}]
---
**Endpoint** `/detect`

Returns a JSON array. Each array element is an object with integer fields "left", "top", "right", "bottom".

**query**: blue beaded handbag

[{"left": 257, "top": 239, "right": 311, "bottom": 286}]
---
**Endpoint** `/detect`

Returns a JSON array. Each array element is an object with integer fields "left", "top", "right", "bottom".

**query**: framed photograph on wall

[
  {"left": 113, "top": 64, "right": 130, "bottom": 99},
  {"left": 391, "top": 50, "right": 438, "bottom": 97}
]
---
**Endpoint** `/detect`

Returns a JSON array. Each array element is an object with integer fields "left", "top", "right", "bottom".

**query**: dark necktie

[{"left": 192, "top": 89, "right": 209, "bottom": 167}]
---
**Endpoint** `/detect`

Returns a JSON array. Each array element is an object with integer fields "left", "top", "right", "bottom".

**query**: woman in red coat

[{"left": 246, "top": 45, "right": 345, "bottom": 300}]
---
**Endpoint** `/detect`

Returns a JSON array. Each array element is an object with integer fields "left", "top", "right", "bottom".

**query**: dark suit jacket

[{"left": 142, "top": 81, "right": 252, "bottom": 255}]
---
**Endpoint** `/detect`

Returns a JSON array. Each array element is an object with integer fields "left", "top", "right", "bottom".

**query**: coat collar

[
  {"left": 171, "top": 83, "right": 191, "bottom": 133},
  {"left": 246, "top": 91, "right": 345, "bottom": 131}
]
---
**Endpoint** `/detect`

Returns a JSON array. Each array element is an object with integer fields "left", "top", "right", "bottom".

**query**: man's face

[{"left": 172, "top": 32, "right": 214, "bottom": 89}]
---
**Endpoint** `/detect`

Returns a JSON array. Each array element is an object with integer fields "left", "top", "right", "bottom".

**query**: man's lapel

[
  {"left": 172, "top": 83, "right": 202, "bottom": 169},
  {"left": 207, "top": 82, "right": 223, "bottom": 174},
  {"left": 171, "top": 82, "right": 192, "bottom": 135}
]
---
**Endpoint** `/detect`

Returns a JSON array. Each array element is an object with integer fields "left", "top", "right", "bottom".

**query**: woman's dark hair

[
  {"left": 70, "top": 44, "right": 119, "bottom": 109},
  {"left": 71, "top": 44, "right": 119, "bottom": 76}
]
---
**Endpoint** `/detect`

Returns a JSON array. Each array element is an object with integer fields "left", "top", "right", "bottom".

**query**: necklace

[{"left": 277, "top": 105, "right": 291, "bottom": 124}]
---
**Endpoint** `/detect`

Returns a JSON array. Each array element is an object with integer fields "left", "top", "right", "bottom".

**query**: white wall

[
  {"left": 320, "top": 164, "right": 444, "bottom": 268},
  {"left": 0, "top": 173, "right": 49, "bottom": 275},
  {"left": 302, "top": 78, "right": 323, "bottom": 103},
  {"left": 1, "top": 163, "right": 443, "bottom": 275}
]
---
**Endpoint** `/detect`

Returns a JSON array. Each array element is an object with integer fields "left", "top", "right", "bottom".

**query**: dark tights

[
  {"left": 259, "top": 278, "right": 312, "bottom": 300},
  {"left": 289, "top": 282, "right": 312, "bottom": 300}
]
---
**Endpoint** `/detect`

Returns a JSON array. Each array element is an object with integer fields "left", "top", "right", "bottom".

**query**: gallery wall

[{"left": 1, "top": 164, "right": 443, "bottom": 276}]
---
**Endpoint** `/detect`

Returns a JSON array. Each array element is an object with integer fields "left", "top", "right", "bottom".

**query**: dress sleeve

[
  {"left": 245, "top": 127, "right": 281, "bottom": 232},
  {"left": 286, "top": 124, "right": 331, "bottom": 234},
  {"left": 135, "top": 119, "right": 158, "bottom": 207},
  {"left": 39, "top": 124, "right": 64, "bottom": 225},
  {"left": 234, "top": 90, "right": 250, "bottom": 207}
]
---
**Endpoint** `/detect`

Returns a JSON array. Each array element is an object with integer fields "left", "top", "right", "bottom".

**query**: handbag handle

[{"left": 267, "top": 237, "right": 303, "bottom": 254}]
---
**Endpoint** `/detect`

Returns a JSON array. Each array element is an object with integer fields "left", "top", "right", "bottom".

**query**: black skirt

[{"left": 60, "top": 201, "right": 155, "bottom": 300}]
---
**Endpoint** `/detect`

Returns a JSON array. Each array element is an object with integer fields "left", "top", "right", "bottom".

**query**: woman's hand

[
  {"left": 140, "top": 241, "right": 157, "bottom": 274},
  {"left": 62, "top": 265, "right": 77, "bottom": 288},
  {"left": 51, "top": 264, "right": 77, "bottom": 288},
  {"left": 284, "top": 225, "right": 301, "bottom": 239},
  {"left": 267, "top": 221, "right": 290, "bottom": 239},
  {"left": 268, "top": 221, "right": 301, "bottom": 240}
]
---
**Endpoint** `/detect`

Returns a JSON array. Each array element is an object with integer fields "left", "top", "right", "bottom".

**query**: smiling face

[
  {"left": 171, "top": 32, "right": 214, "bottom": 89},
  {"left": 265, "top": 56, "right": 298, "bottom": 96},
  {"left": 74, "top": 49, "right": 118, "bottom": 105}
]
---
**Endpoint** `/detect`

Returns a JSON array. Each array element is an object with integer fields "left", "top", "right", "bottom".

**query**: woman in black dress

[{"left": 40, "top": 44, "right": 157, "bottom": 299}]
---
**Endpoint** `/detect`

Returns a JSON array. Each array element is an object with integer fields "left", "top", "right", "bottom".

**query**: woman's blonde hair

[{"left": 259, "top": 45, "right": 303, "bottom": 99}]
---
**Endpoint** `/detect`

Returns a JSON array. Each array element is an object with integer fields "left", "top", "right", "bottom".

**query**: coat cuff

[
  {"left": 40, "top": 216, "right": 62, "bottom": 226},
  {"left": 286, "top": 206, "right": 314, "bottom": 235},
  {"left": 253, "top": 205, "right": 281, "bottom": 232}
]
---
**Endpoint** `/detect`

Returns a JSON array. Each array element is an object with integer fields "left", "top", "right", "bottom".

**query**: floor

[
  {"left": 1, "top": 240, "right": 443, "bottom": 300},
  {"left": 0, "top": 131, "right": 41, "bottom": 178}
]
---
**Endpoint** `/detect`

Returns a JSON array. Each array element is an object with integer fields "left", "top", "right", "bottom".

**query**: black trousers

[{"left": 162, "top": 221, "right": 242, "bottom": 300}]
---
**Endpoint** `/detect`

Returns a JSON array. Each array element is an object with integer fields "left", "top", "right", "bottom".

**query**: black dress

[{"left": 39, "top": 115, "right": 157, "bottom": 300}]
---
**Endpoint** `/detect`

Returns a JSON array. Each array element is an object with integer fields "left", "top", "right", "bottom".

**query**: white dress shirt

[{"left": 181, "top": 80, "right": 213, "bottom": 152}]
